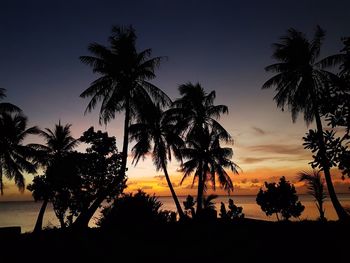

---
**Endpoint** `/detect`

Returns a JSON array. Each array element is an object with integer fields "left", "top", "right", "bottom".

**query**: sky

[{"left": 1, "top": 0, "right": 350, "bottom": 200}]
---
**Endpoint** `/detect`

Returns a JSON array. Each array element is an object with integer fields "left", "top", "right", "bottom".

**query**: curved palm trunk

[
  {"left": 73, "top": 193, "right": 105, "bottom": 229},
  {"left": 33, "top": 199, "right": 48, "bottom": 233},
  {"left": 161, "top": 161, "right": 185, "bottom": 220},
  {"left": 314, "top": 111, "right": 350, "bottom": 221}
]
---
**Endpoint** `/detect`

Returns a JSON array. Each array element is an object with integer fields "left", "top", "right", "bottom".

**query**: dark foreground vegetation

[{"left": 1, "top": 220, "right": 349, "bottom": 263}]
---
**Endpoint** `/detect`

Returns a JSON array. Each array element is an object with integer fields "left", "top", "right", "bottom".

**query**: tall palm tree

[
  {"left": 180, "top": 128, "right": 238, "bottom": 213},
  {"left": 0, "top": 88, "right": 21, "bottom": 113},
  {"left": 80, "top": 25, "right": 170, "bottom": 180},
  {"left": 30, "top": 121, "right": 78, "bottom": 232},
  {"left": 298, "top": 170, "right": 327, "bottom": 221},
  {"left": 129, "top": 103, "right": 185, "bottom": 219},
  {"left": 0, "top": 112, "right": 39, "bottom": 195},
  {"left": 262, "top": 26, "right": 350, "bottom": 220}
]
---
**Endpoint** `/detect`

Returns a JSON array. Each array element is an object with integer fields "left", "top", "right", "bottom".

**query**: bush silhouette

[
  {"left": 220, "top": 199, "right": 244, "bottom": 220},
  {"left": 98, "top": 190, "right": 170, "bottom": 228},
  {"left": 256, "top": 176, "right": 304, "bottom": 221}
]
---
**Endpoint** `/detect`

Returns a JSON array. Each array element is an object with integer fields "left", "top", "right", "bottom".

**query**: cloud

[
  {"left": 252, "top": 126, "right": 266, "bottom": 135},
  {"left": 251, "top": 178, "right": 260, "bottom": 184},
  {"left": 158, "top": 181, "right": 179, "bottom": 188},
  {"left": 240, "top": 157, "right": 274, "bottom": 164},
  {"left": 154, "top": 175, "right": 165, "bottom": 180},
  {"left": 240, "top": 178, "right": 248, "bottom": 184},
  {"left": 247, "top": 144, "right": 305, "bottom": 155},
  {"left": 141, "top": 186, "right": 153, "bottom": 190}
]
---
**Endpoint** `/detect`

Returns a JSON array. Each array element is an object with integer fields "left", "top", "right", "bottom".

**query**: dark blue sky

[{"left": 1, "top": 0, "right": 350, "bottom": 140}]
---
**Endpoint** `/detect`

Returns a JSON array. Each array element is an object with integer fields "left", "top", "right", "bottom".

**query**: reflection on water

[{"left": 1, "top": 194, "right": 349, "bottom": 233}]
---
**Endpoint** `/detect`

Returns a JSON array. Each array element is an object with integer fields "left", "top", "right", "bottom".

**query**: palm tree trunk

[
  {"left": 196, "top": 165, "right": 204, "bottom": 213},
  {"left": 121, "top": 98, "right": 131, "bottom": 177},
  {"left": 0, "top": 169, "right": 3, "bottom": 195},
  {"left": 161, "top": 161, "right": 185, "bottom": 220},
  {"left": 58, "top": 216, "right": 66, "bottom": 229},
  {"left": 275, "top": 213, "right": 280, "bottom": 221},
  {"left": 33, "top": 199, "right": 48, "bottom": 233},
  {"left": 316, "top": 202, "right": 325, "bottom": 221},
  {"left": 314, "top": 111, "right": 350, "bottom": 221}
]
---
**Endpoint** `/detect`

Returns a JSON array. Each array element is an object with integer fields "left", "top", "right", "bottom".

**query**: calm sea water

[{"left": 1, "top": 194, "right": 350, "bottom": 233}]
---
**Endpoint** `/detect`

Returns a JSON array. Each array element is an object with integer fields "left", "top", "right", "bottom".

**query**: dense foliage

[
  {"left": 28, "top": 127, "right": 125, "bottom": 227},
  {"left": 256, "top": 177, "right": 304, "bottom": 221},
  {"left": 98, "top": 190, "right": 175, "bottom": 228}
]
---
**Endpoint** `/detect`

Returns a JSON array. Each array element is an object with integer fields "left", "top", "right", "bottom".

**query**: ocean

[{"left": 1, "top": 194, "right": 350, "bottom": 233}]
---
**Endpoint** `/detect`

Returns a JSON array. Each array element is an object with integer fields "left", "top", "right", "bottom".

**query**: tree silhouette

[
  {"left": 0, "top": 88, "right": 21, "bottom": 114},
  {"left": 262, "top": 26, "right": 349, "bottom": 220},
  {"left": 256, "top": 176, "right": 304, "bottom": 221},
  {"left": 72, "top": 127, "right": 125, "bottom": 229},
  {"left": 28, "top": 122, "right": 78, "bottom": 232},
  {"left": 0, "top": 112, "right": 39, "bottom": 195},
  {"left": 29, "top": 127, "right": 125, "bottom": 229},
  {"left": 298, "top": 170, "right": 327, "bottom": 221},
  {"left": 129, "top": 102, "right": 185, "bottom": 219},
  {"left": 180, "top": 127, "right": 238, "bottom": 213},
  {"left": 80, "top": 25, "right": 170, "bottom": 181},
  {"left": 168, "top": 82, "right": 231, "bottom": 142},
  {"left": 168, "top": 83, "right": 236, "bottom": 213},
  {"left": 316, "top": 37, "right": 350, "bottom": 179}
]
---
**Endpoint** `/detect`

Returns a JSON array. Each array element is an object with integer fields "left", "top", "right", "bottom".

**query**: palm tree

[
  {"left": 0, "top": 88, "right": 21, "bottom": 113},
  {"left": 262, "top": 26, "right": 350, "bottom": 220},
  {"left": 203, "top": 194, "right": 218, "bottom": 211},
  {"left": 0, "top": 112, "right": 39, "bottom": 195},
  {"left": 30, "top": 121, "right": 78, "bottom": 232},
  {"left": 129, "top": 103, "right": 185, "bottom": 219},
  {"left": 298, "top": 170, "right": 327, "bottom": 221},
  {"left": 168, "top": 82, "right": 231, "bottom": 142},
  {"left": 180, "top": 128, "right": 238, "bottom": 213},
  {"left": 80, "top": 25, "right": 170, "bottom": 180}
]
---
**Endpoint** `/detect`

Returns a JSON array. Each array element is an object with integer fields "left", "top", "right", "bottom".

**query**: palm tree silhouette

[
  {"left": 129, "top": 102, "right": 185, "bottom": 219},
  {"left": 180, "top": 128, "right": 238, "bottom": 213},
  {"left": 0, "top": 88, "right": 21, "bottom": 113},
  {"left": 0, "top": 112, "right": 39, "bottom": 195},
  {"left": 262, "top": 26, "right": 349, "bottom": 220},
  {"left": 298, "top": 170, "right": 326, "bottom": 221},
  {"left": 30, "top": 121, "right": 78, "bottom": 233},
  {"left": 80, "top": 25, "right": 170, "bottom": 179},
  {"left": 169, "top": 82, "right": 231, "bottom": 142},
  {"left": 168, "top": 83, "right": 235, "bottom": 213}
]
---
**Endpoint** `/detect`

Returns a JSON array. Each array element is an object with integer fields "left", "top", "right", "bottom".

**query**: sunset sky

[{"left": 1, "top": 0, "right": 350, "bottom": 201}]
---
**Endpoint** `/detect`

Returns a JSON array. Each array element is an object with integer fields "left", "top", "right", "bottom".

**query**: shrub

[{"left": 98, "top": 190, "right": 169, "bottom": 228}]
